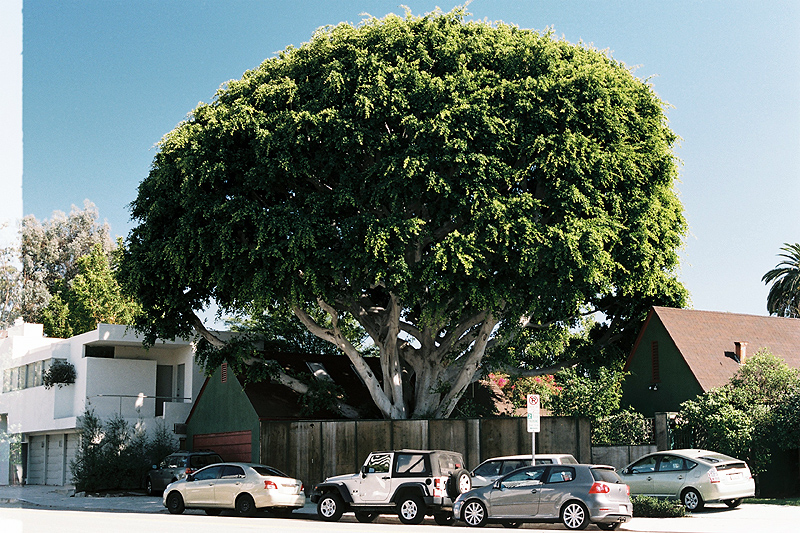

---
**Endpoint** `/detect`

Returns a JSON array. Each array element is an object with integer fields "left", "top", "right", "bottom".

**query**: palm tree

[{"left": 762, "top": 243, "right": 800, "bottom": 318}]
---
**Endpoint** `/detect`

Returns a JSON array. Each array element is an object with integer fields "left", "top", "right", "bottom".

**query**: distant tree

[
  {"left": 762, "top": 242, "right": 800, "bottom": 318},
  {"left": 0, "top": 233, "right": 21, "bottom": 328},
  {"left": 41, "top": 243, "right": 140, "bottom": 338},
  {"left": 19, "top": 201, "right": 113, "bottom": 323},
  {"left": 121, "top": 8, "right": 687, "bottom": 419}
]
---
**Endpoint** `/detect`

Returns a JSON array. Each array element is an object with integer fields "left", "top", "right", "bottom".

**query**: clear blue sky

[{"left": 18, "top": 0, "right": 800, "bottom": 317}]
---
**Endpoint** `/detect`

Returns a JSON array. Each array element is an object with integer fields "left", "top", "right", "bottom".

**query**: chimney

[{"left": 734, "top": 342, "right": 748, "bottom": 364}]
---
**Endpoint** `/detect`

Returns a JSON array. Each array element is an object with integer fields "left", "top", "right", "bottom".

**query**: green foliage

[
  {"left": 592, "top": 407, "right": 653, "bottom": 445},
  {"left": 41, "top": 243, "right": 140, "bottom": 338},
  {"left": 762, "top": 243, "right": 800, "bottom": 318},
  {"left": 20, "top": 201, "right": 113, "bottom": 323},
  {"left": 547, "top": 364, "right": 625, "bottom": 422},
  {"left": 676, "top": 350, "right": 800, "bottom": 477},
  {"left": 121, "top": 7, "right": 687, "bottom": 419},
  {"left": 298, "top": 378, "right": 349, "bottom": 417},
  {"left": 631, "top": 495, "right": 686, "bottom": 517},
  {"left": 70, "top": 410, "right": 178, "bottom": 492},
  {"left": 42, "top": 359, "right": 76, "bottom": 389},
  {"left": 0, "top": 229, "right": 21, "bottom": 329}
]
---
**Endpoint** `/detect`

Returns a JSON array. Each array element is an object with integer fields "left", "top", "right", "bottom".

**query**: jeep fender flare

[
  {"left": 316, "top": 482, "right": 353, "bottom": 503},
  {"left": 391, "top": 482, "right": 430, "bottom": 503}
]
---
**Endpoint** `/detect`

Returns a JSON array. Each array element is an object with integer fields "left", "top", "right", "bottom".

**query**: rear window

[
  {"left": 591, "top": 467, "right": 623, "bottom": 483},
  {"left": 190, "top": 454, "right": 223, "bottom": 468},
  {"left": 253, "top": 466, "right": 289, "bottom": 478},
  {"left": 546, "top": 466, "right": 576, "bottom": 484},
  {"left": 436, "top": 453, "right": 465, "bottom": 475},
  {"left": 716, "top": 462, "right": 747, "bottom": 471}
]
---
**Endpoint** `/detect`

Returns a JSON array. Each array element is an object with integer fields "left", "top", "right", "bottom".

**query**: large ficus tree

[{"left": 121, "top": 8, "right": 687, "bottom": 419}]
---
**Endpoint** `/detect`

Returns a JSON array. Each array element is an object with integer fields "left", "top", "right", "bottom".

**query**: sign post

[{"left": 526, "top": 394, "right": 540, "bottom": 465}]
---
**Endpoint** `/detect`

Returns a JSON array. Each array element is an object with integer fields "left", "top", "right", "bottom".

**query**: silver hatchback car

[
  {"left": 454, "top": 464, "right": 631, "bottom": 530},
  {"left": 619, "top": 449, "right": 755, "bottom": 511}
]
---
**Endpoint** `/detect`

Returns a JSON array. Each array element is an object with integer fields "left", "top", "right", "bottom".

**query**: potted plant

[{"left": 43, "top": 359, "right": 76, "bottom": 389}]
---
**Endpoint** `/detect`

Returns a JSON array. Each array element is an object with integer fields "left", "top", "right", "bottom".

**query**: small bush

[
  {"left": 43, "top": 359, "right": 76, "bottom": 389},
  {"left": 632, "top": 495, "right": 686, "bottom": 517}
]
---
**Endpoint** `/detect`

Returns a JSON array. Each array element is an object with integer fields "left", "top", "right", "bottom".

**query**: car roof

[{"left": 478, "top": 454, "right": 575, "bottom": 462}]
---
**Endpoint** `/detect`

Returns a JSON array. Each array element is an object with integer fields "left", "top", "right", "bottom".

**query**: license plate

[{"left": 729, "top": 472, "right": 743, "bottom": 480}]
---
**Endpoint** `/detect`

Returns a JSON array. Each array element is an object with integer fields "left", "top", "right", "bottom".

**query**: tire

[
  {"left": 448, "top": 469, "right": 472, "bottom": 498},
  {"left": 597, "top": 523, "right": 620, "bottom": 531},
  {"left": 561, "top": 501, "right": 589, "bottom": 530},
  {"left": 236, "top": 494, "right": 257, "bottom": 517},
  {"left": 317, "top": 492, "right": 345, "bottom": 522},
  {"left": 145, "top": 477, "right": 156, "bottom": 496},
  {"left": 462, "top": 499, "right": 487, "bottom": 527},
  {"left": 682, "top": 488, "right": 704, "bottom": 512},
  {"left": 397, "top": 494, "right": 426, "bottom": 525},
  {"left": 502, "top": 522, "right": 522, "bottom": 528},
  {"left": 166, "top": 492, "right": 185, "bottom": 515},
  {"left": 724, "top": 498, "right": 743, "bottom": 508},
  {"left": 434, "top": 511, "right": 455, "bottom": 526},
  {"left": 355, "top": 511, "right": 378, "bottom": 523},
  {"left": 204, "top": 508, "right": 222, "bottom": 516}
]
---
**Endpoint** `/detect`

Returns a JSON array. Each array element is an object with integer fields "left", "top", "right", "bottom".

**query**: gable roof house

[
  {"left": 622, "top": 306, "right": 800, "bottom": 417},
  {"left": 0, "top": 320, "right": 203, "bottom": 486}
]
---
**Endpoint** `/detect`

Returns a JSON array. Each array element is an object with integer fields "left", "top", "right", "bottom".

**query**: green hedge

[{"left": 632, "top": 495, "right": 686, "bottom": 517}]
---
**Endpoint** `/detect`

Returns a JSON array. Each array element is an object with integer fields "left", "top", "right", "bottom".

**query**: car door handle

[
  {"left": 531, "top": 489, "right": 538, "bottom": 494},
  {"left": 677, "top": 476, "right": 684, "bottom": 480},
  {"left": 646, "top": 476, "right": 652, "bottom": 481},
  {"left": 382, "top": 476, "right": 390, "bottom": 480}
]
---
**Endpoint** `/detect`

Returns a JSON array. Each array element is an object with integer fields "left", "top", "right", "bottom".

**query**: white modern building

[{"left": 0, "top": 320, "right": 203, "bottom": 486}]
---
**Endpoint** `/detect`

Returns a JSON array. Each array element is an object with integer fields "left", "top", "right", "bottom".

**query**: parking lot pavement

[
  {"left": 2, "top": 486, "right": 798, "bottom": 532},
  {"left": 0, "top": 485, "right": 318, "bottom": 516}
]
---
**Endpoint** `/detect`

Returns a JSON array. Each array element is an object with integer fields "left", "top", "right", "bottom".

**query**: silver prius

[
  {"left": 163, "top": 462, "right": 305, "bottom": 516},
  {"left": 619, "top": 449, "right": 755, "bottom": 511},
  {"left": 453, "top": 464, "right": 631, "bottom": 530}
]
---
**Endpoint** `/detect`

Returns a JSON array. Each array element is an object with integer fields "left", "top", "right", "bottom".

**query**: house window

[
  {"left": 85, "top": 345, "right": 115, "bottom": 358},
  {"left": 651, "top": 341, "right": 660, "bottom": 383}
]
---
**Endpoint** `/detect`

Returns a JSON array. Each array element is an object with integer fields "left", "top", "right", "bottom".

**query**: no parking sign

[{"left": 526, "top": 394, "right": 540, "bottom": 433}]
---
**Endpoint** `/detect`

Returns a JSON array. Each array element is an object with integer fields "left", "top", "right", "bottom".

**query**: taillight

[
  {"left": 264, "top": 480, "right": 278, "bottom": 490},
  {"left": 433, "top": 477, "right": 447, "bottom": 498},
  {"left": 589, "top": 482, "right": 611, "bottom": 494},
  {"left": 625, "top": 484, "right": 630, "bottom": 496},
  {"left": 300, "top": 483, "right": 305, "bottom": 493},
  {"left": 708, "top": 468, "right": 720, "bottom": 483}
]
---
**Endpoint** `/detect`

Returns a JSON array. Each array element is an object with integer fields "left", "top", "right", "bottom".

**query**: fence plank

[{"left": 392, "top": 420, "right": 428, "bottom": 450}]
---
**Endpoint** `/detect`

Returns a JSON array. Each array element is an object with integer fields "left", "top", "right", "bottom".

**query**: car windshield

[{"left": 252, "top": 465, "right": 289, "bottom": 478}]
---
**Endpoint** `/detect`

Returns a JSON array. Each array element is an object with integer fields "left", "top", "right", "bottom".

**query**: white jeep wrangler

[{"left": 310, "top": 449, "right": 472, "bottom": 525}]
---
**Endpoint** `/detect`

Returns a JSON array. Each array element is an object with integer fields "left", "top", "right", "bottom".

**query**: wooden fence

[{"left": 259, "top": 416, "right": 590, "bottom": 487}]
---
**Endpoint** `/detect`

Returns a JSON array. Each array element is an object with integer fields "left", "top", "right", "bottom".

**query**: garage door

[
  {"left": 27, "top": 436, "right": 46, "bottom": 485},
  {"left": 46, "top": 434, "right": 65, "bottom": 485},
  {"left": 193, "top": 431, "right": 252, "bottom": 462}
]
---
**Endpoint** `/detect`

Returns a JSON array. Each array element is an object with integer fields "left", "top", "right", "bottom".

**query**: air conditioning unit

[{"left": 173, "top": 423, "right": 187, "bottom": 435}]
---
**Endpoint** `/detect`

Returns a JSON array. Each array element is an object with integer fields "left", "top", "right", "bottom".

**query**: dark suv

[
  {"left": 145, "top": 451, "right": 223, "bottom": 495},
  {"left": 311, "top": 449, "right": 471, "bottom": 525}
]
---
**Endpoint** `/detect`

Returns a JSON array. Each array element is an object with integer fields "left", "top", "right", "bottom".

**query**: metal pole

[{"left": 532, "top": 431, "right": 536, "bottom": 466}]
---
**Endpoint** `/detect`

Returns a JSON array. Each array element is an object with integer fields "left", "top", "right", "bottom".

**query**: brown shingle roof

[{"left": 651, "top": 306, "right": 800, "bottom": 391}]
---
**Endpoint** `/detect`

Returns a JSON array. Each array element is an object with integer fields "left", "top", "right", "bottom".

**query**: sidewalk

[{"left": 0, "top": 484, "right": 319, "bottom": 516}]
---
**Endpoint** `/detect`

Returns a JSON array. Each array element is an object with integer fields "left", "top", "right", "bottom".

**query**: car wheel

[
  {"left": 502, "top": 521, "right": 522, "bottom": 528},
  {"left": 236, "top": 494, "right": 257, "bottom": 517},
  {"left": 355, "top": 511, "right": 378, "bottom": 523},
  {"left": 597, "top": 523, "right": 620, "bottom": 531},
  {"left": 462, "top": 499, "right": 487, "bottom": 527},
  {"left": 166, "top": 492, "right": 185, "bottom": 515},
  {"left": 145, "top": 477, "right": 155, "bottom": 496},
  {"left": 682, "top": 488, "right": 704, "bottom": 511},
  {"left": 317, "top": 492, "right": 344, "bottom": 522},
  {"left": 434, "top": 511, "right": 455, "bottom": 525},
  {"left": 448, "top": 469, "right": 472, "bottom": 498},
  {"left": 724, "top": 498, "right": 743, "bottom": 508},
  {"left": 398, "top": 494, "right": 426, "bottom": 525},
  {"left": 561, "top": 501, "right": 589, "bottom": 530},
  {"left": 204, "top": 508, "right": 222, "bottom": 516}
]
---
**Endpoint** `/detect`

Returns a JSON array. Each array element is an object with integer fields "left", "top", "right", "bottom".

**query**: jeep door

[{"left": 359, "top": 453, "right": 394, "bottom": 502}]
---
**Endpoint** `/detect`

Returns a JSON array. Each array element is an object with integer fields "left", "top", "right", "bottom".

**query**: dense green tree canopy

[{"left": 121, "top": 8, "right": 687, "bottom": 418}]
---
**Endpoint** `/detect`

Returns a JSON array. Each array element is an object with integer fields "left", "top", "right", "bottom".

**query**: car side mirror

[
  {"left": 622, "top": 468, "right": 630, "bottom": 475},
  {"left": 361, "top": 465, "right": 368, "bottom": 478},
  {"left": 493, "top": 480, "right": 502, "bottom": 489},
  {"left": 186, "top": 474, "right": 195, "bottom": 482}
]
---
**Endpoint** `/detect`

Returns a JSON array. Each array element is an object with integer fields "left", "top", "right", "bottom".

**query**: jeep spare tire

[{"left": 448, "top": 468, "right": 472, "bottom": 498}]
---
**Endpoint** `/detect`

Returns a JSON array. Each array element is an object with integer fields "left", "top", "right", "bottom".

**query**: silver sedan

[
  {"left": 453, "top": 464, "right": 631, "bottom": 530},
  {"left": 163, "top": 462, "right": 305, "bottom": 516},
  {"left": 619, "top": 449, "right": 755, "bottom": 511}
]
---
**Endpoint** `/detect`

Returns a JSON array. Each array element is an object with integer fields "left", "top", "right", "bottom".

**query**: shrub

[
  {"left": 632, "top": 495, "right": 686, "bottom": 517},
  {"left": 70, "top": 410, "right": 178, "bottom": 492},
  {"left": 592, "top": 407, "right": 653, "bottom": 445},
  {"left": 43, "top": 359, "right": 76, "bottom": 389}
]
